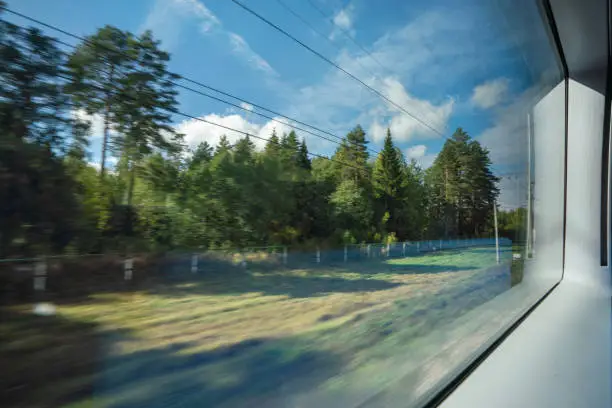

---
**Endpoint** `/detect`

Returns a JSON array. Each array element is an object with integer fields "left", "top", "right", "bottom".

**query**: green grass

[
  {"left": 1, "top": 247, "right": 517, "bottom": 407},
  {"left": 388, "top": 246, "right": 511, "bottom": 269}
]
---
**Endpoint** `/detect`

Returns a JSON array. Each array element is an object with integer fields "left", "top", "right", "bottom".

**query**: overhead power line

[
  {"left": 52, "top": 70, "right": 371, "bottom": 174},
  {"left": 49, "top": 35, "right": 379, "bottom": 156},
  {"left": 229, "top": 0, "right": 446, "bottom": 137},
  {"left": 273, "top": 0, "right": 382, "bottom": 85},
  {"left": 0, "top": 5, "right": 379, "bottom": 155},
  {"left": 274, "top": 0, "right": 332, "bottom": 45},
  {"left": 305, "top": 0, "right": 387, "bottom": 73}
]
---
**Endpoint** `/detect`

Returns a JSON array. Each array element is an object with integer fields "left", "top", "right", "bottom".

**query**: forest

[{"left": 0, "top": 6, "right": 513, "bottom": 258}]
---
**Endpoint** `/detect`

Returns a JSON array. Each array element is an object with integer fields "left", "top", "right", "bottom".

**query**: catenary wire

[
  {"left": 44, "top": 35, "right": 379, "bottom": 156},
  {"left": 273, "top": 0, "right": 384, "bottom": 86},
  {"left": 52, "top": 72, "right": 371, "bottom": 175},
  {"left": 229, "top": 0, "right": 446, "bottom": 137},
  {"left": 0, "top": 5, "right": 380, "bottom": 155},
  {"left": 304, "top": 0, "right": 388, "bottom": 73}
]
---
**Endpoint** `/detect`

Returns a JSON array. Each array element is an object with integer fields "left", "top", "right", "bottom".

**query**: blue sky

[{"left": 4, "top": 0, "right": 562, "bottom": 207}]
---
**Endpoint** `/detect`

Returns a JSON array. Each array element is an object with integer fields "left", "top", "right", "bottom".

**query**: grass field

[{"left": 0, "top": 247, "right": 517, "bottom": 408}]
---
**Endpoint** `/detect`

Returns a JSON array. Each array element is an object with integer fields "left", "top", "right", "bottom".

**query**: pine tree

[
  {"left": 189, "top": 141, "right": 213, "bottom": 168},
  {"left": 297, "top": 138, "right": 311, "bottom": 170},
  {"left": 113, "top": 30, "right": 182, "bottom": 206},
  {"left": 0, "top": 12, "right": 81, "bottom": 255},
  {"left": 233, "top": 135, "right": 255, "bottom": 164},
  {"left": 67, "top": 26, "right": 135, "bottom": 177},
  {"left": 265, "top": 128, "right": 281, "bottom": 156},
  {"left": 426, "top": 127, "right": 498, "bottom": 238},
  {"left": 280, "top": 130, "right": 299, "bottom": 166},
  {"left": 333, "top": 125, "right": 370, "bottom": 184},
  {"left": 372, "top": 128, "right": 404, "bottom": 236},
  {"left": 216, "top": 135, "right": 232, "bottom": 155}
]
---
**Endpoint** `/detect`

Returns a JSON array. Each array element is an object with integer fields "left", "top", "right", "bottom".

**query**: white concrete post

[
  {"left": 344, "top": 245, "right": 348, "bottom": 263},
  {"left": 191, "top": 254, "right": 198, "bottom": 274},
  {"left": 402, "top": 242, "right": 406, "bottom": 257},
  {"left": 124, "top": 258, "right": 133, "bottom": 280},
  {"left": 316, "top": 247, "right": 321, "bottom": 264},
  {"left": 386, "top": 243, "right": 390, "bottom": 257},
  {"left": 367, "top": 244, "right": 371, "bottom": 258},
  {"left": 33, "top": 258, "right": 47, "bottom": 291}
]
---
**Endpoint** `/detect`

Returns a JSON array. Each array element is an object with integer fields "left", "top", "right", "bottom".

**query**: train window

[{"left": 0, "top": 0, "right": 565, "bottom": 406}]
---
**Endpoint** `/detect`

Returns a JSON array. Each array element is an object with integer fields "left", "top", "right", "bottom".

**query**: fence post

[
  {"left": 33, "top": 257, "right": 47, "bottom": 291},
  {"left": 124, "top": 258, "right": 133, "bottom": 281},
  {"left": 367, "top": 244, "right": 371, "bottom": 258},
  {"left": 283, "top": 246, "right": 288, "bottom": 265},
  {"left": 386, "top": 243, "right": 390, "bottom": 257},
  {"left": 191, "top": 254, "right": 198, "bottom": 274},
  {"left": 344, "top": 245, "right": 348, "bottom": 263},
  {"left": 402, "top": 242, "right": 406, "bottom": 257},
  {"left": 241, "top": 251, "right": 247, "bottom": 269},
  {"left": 316, "top": 247, "right": 321, "bottom": 264}
]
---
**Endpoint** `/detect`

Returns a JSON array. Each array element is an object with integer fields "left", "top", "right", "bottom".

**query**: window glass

[{"left": 0, "top": 0, "right": 564, "bottom": 406}]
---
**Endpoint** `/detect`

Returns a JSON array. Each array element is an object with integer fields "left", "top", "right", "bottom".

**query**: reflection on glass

[{"left": 0, "top": 0, "right": 563, "bottom": 406}]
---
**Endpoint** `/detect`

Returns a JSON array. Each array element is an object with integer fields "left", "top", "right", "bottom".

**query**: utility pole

[
  {"left": 493, "top": 200, "right": 500, "bottom": 264},
  {"left": 526, "top": 113, "right": 533, "bottom": 258}
]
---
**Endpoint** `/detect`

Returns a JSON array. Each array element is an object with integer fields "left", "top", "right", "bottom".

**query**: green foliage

[
  {"left": 497, "top": 207, "right": 527, "bottom": 242},
  {"left": 0, "top": 13, "right": 503, "bottom": 256},
  {"left": 426, "top": 128, "right": 499, "bottom": 238}
]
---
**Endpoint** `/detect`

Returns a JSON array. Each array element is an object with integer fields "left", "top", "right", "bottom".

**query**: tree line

[{"left": 0, "top": 6, "right": 504, "bottom": 257}]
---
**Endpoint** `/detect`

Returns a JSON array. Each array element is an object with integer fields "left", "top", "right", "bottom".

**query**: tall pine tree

[{"left": 372, "top": 128, "right": 404, "bottom": 237}]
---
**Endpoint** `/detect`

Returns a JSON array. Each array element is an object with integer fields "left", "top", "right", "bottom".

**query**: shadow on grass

[
  {"left": 0, "top": 307, "right": 346, "bottom": 408},
  {"left": 0, "top": 307, "right": 107, "bottom": 407},
  {"left": 95, "top": 337, "right": 344, "bottom": 408},
  {"left": 388, "top": 264, "right": 478, "bottom": 274},
  {"left": 145, "top": 272, "right": 401, "bottom": 299}
]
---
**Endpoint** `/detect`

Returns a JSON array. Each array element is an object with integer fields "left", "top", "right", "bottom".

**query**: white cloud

[
  {"left": 176, "top": 113, "right": 263, "bottom": 149},
  {"left": 88, "top": 156, "right": 118, "bottom": 169},
  {"left": 475, "top": 83, "right": 546, "bottom": 169},
  {"left": 406, "top": 144, "right": 426, "bottom": 159},
  {"left": 405, "top": 144, "right": 437, "bottom": 169},
  {"left": 475, "top": 83, "right": 559, "bottom": 209},
  {"left": 240, "top": 102, "right": 254, "bottom": 112},
  {"left": 333, "top": 6, "right": 353, "bottom": 30},
  {"left": 72, "top": 109, "right": 106, "bottom": 138},
  {"left": 174, "top": 113, "right": 332, "bottom": 152},
  {"left": 419, "top": 154, "right": 437, "bottom": 169},
  {"left": 284, "top": 11, "right": 473, "bottom": 152},
  {"left": 330, "top": 5, "right": 355, "bottom": 39},
  {"left": 141, "top": 0, "right": 276, "bottom": 76},
  {"left": 368, "top": 78, "right": 454, "bottom": 143},
  {"left": 257, "top": 119, "right": 294, "bottom": 141},
  {"left": 140, "top": 0, "right": 220, "bottom": 49},
  {"left": 228, "top": 33, "right": 276, "bottom": 75},
  {"left": 497, "top": 175, "right": 528, "bottom": 210},
  {"left": 471, "top": 78, "right": 509, "bottom": 109}
]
